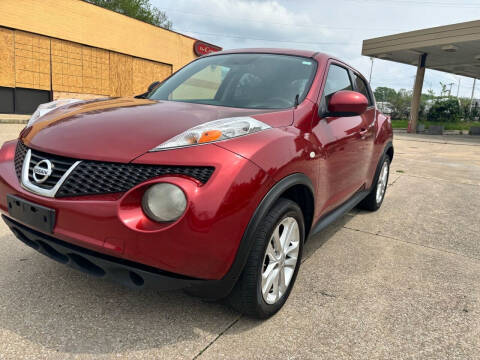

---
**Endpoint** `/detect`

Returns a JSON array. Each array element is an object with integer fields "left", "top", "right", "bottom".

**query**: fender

[{"left": 188, "top": 173, "right": 314, "bottom": 300}]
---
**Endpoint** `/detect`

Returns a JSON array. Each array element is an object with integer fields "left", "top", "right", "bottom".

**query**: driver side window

[{"left": 322, "top": 64, "right": 352, "bottom": 108}]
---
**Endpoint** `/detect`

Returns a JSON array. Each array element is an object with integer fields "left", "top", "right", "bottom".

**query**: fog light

[{"left": 142, "top": 183, "right": 187, "bottom": 222}]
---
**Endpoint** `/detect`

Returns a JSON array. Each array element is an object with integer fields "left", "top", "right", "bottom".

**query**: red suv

[{"left": 0, "top": 49, "right": 393, "bottom": 318}]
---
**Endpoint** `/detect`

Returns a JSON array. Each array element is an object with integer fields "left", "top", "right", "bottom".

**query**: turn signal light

[
  {"left": 199, "top": 130, "right": 222, "bottom": 143},
  {"left": 0, "top": 141, "right": 16, "bottom": 162}
]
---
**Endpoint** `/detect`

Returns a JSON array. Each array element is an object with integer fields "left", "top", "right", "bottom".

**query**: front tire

[
  {"left": 358, "top": 155, "right": 390, "bottom": 211},
  {"left": 228, "top": 198, "right": 304, "bottom": 319}
]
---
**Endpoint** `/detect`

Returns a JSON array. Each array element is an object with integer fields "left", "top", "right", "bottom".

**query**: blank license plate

[{"left": 7, "top": 194, "right": 56, "bottom": 233}]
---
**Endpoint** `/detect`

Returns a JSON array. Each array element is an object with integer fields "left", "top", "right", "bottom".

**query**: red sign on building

[{"left": 194, "top": 41, "right": 222, "bottom": 56}]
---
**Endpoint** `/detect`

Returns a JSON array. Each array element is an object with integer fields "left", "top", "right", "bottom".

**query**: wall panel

[
  {"left": 132, "top": 58, "right": 172, "bottom": 95},
  {"left": 1, "top": 16, "right": 197, "bottom": 103},
  {"left": 53, "top": 91, "right": 105, "bottom": 101},
  {"left": 51, "top": 38, "right": 82, "bottom": 93},
  {"left": 0, "top": 0, "right": 201, "bottom": 71},
  {"left": 109, "top": 52, "right": 133, "bottom": 97},
  {"left": 51, "top": 38, "right": 110, "bottom": 96},
  {"left": 14, "top": 30, "right": 50, "bottom": 90},
  {"left": 0, "top": 27, "right": 15, "bottom": 87},
  {"left": 82, "top": 46, "right": 110, "bottom": 95}
]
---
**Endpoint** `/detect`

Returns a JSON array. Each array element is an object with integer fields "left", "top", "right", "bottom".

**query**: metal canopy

[{"left": 362, "top": 20, "right": 480, "bottom": 79}]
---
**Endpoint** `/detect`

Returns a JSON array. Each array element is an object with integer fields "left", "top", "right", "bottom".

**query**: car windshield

[{"left": 148, "top": 53, "right": 317, "bottom": 109}]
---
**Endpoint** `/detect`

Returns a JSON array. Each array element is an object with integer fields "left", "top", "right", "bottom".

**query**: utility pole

[
  {"left": 456, "top": 78, "right": 461, "bottom": 98},
  {"left": 447, "top": 82, "right": 454, "bottom": 97},
  {"left": 369, "top": 57, "right": 374, "bottom": 83},
  {"left": 469, "top": 78, "right": 477, "bottom": 115}
]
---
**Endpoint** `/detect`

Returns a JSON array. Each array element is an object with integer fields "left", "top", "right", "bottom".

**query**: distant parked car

[
  {"left": 0, "top": 49, "right": 393, "bottom": 318},
  {"left": 376, "top": 101, "right": 393, "bottom": 115}
]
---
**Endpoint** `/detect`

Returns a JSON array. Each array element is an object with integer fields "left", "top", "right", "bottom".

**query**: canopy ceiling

[{"left": 362, "top": 20, "right": 480, "bottom": 79}]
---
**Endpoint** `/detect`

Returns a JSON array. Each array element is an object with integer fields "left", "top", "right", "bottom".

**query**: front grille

[
  {"left": 56, "top": 162, "right": 215, "bottom": 197},
  {"left": 29, "top": 150, "right": 78, "bottom": 190},
  {"left": 14, "top": 140, "right": 27, "bottom": 179},
  {"left": 14, "top": 141, "right": 215, "bottom": 197},
  {"left": 14, "top": 141, "right": 77, "bottom": 189}
]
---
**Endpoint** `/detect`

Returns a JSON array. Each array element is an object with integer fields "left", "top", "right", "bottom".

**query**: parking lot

[{"left": 1, "top": 123, "right": 479, "bottom": 359}]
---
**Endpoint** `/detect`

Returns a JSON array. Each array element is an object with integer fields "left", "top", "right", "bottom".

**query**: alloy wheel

[
  {"left": 261, "top": 217, "right": 300, "bottom": 304},
  {"left": 376, "top": 161, "right": 389, "bottom": 204}
]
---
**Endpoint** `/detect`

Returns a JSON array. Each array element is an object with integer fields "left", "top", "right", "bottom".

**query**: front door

[{"left": 311, "top": 63, "right": 370, "bottom": 214}]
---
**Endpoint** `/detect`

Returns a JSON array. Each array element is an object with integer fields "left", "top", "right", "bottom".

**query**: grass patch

[
  {"left": 396, "top": 170, "right": 405, "bottom": 173},
  {"left": 391, "top": 120, "right": 409, "bottom": 129},
  {"left": 391, "top": 119, "right": 480, "bottom": 131}
]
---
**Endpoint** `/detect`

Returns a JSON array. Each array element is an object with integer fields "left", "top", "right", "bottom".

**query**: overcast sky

[{"left": 152, "top": 0, "right": 480, "bottom": 98}]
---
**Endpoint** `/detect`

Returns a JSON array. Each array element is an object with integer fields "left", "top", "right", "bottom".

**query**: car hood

[{"left": 21, "top": 98, "right": 292, "bottom": 163}]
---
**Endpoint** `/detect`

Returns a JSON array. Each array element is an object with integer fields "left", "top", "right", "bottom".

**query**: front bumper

[
  {"left": 3, "top": 215, "right": 202, "bottom": 290},
  {"left": 0, "top": 140, "right": 271, "bottom": 281}
]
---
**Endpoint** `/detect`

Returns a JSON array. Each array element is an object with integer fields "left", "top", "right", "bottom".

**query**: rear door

[{"left": 351, "top": 71, "right": 376, "bottom": 185}]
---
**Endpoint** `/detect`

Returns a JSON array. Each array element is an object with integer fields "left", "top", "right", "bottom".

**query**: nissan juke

[{"left": 0, "top": 49, "right": 393, "bottom": 318}]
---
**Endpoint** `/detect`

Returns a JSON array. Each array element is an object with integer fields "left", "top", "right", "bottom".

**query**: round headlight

[{"left": 142, "top": 183, "right": 187, "bottom": 222}]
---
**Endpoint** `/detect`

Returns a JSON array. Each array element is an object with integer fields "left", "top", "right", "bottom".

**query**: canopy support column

[{"left": 408, "top": 53, "right": 427, "bottom": 133}]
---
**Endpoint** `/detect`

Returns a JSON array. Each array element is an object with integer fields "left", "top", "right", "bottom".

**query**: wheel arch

[
  {"left": 279, "top": 183, "right": 315, "bottom": 240},
  {"left": 370, "top": 141, "right": 394, "bottom": 192},
  {"left": 189, "top": 172, "right": 315, "bottom": 300},
  {"left": 230, "top": 172, "right": 315, "bottom": 286},
  {"left": 385, "top": 142, "right": 394, "bottom": 161}
]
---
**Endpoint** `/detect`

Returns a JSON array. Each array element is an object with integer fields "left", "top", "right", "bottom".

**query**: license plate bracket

[{"left": 7, "top": 194, "right": 56, "bottom": 234}]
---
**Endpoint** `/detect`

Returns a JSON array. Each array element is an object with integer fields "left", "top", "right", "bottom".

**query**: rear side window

[
  {"left": 353, "top": 73, "right": 373, "bottom": 106},
  {"left": 323, "top": 65, "right": 352, "bottom": 105}
]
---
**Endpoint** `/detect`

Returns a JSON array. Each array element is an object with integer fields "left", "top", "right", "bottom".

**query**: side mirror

[
  {"left": 134, "top": 81, "right": 161, "bottom": 99},
  {"left": 327, "top": 90, "right": 368, "bottom": 117},
  {"left": 148, "top": 81, "right": 161, "bottom": 93}
]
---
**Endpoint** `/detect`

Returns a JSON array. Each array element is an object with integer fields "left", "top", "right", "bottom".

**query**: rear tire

[
  {"left": 228, "top": 198, "right": 304, "bottom": 319},
  {"left": 358, "top": 155, "right": 390, "bottom": 211}
]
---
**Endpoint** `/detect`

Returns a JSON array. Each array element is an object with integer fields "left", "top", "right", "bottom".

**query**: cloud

[
  {"left": 156, "top": 0, "right": 348, "bottom": 49},
  {"left": 154, "top": 0, "right": 480, "bottom": 98}
]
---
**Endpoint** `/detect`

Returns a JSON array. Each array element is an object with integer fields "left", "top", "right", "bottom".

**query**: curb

[{"left": 0, "top": 119, "right": 28, "bottom": 124}]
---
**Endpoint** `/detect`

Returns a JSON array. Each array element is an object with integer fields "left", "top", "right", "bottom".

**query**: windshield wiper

[{"left": 294, "top": 94, "right": 300, "bottom": 108}]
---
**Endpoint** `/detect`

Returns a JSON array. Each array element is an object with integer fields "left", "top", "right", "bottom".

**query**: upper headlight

[
  {"left": 27, "top": 99, "right": 83, "bottom": 127},
  {"left": 150, "top": 117, "right": 271, "bottom": 152}
]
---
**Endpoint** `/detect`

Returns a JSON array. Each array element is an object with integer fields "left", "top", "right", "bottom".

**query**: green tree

[
  {"left": 389, "top": 89, "right": 412, "bottom": 120},
  {"left": 421, "top": 88, "right": 435, "bottom": 101},
  {"left": 374, "top": 86, "right": 396, "bottom": 103},
  {"left": 427, "top": 97, "right": 461, "bottom": 122},
  {"left": 85, "top": 0, "right": 172, "bottom": 29},
  {"left": 439, "top": 82, "right": 448, "bottom": 97},
  {"left": 471, "top": 103, "right": 480, "bottom": 121},
  {"left": 458, "top": 97, "right": 471, "bottom": 120}
]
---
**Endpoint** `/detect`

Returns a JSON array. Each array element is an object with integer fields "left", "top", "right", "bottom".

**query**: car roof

[
  {"left": 204, "top": 48, "right": 331, "bottom": 60},
  {"left": 201, "top": 49, "right": 367, "bottom": 80}
]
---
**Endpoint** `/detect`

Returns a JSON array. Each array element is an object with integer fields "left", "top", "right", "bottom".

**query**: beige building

[{"left": 0, "top": 0, "right": 220, "bottom": 113}]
